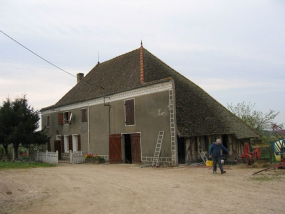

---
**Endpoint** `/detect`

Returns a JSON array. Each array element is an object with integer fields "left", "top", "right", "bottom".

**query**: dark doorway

[
  {"left": 222, "top": 135, "right": 228, "bottom": 154},
  {"left": 54, "top": 140, "right": 62, "bottom": 160},
  {"left": 177, "top": 136, "right": 185, "bottom": 164},
  {"left": 123, "top": 133, "right": 141, "bottom": 164},
  {"left": 124, "top": 134, "right": 132, "bottom": 163}
]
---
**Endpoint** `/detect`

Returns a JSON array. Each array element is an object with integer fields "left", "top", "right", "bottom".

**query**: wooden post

[{"left": 46, "top": 150, "right": 48, "bottom": 163}]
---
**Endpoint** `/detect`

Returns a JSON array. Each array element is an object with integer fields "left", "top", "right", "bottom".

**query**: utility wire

[{"left": 0, "top": 29, "right": 104, "bottom": 89}]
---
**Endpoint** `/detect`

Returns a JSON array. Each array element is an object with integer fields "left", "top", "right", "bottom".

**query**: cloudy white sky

[{"left": 0, "top": 0, "right": 284, "bottom": 124}]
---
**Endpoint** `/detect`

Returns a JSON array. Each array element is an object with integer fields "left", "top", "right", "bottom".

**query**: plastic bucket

[{"left": 206, "top": 160, "right": 213, "bottom": 166}]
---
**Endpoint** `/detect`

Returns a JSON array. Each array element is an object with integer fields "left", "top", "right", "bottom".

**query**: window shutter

[
  {"left": 78, "top": 135, "right": 81, "bottom": 151},
  {"left": 58, "top": 113, "right": 63, "bottom": 125},
  {"left": 125, "top": 99, "right": 135, "bottom": 125},
  {"left": 69, "top": 135, "right": 73, "bottom": 151},
  {"left": 46, "top": 116, "right": 50, "bottom": 126},
  {"left": 81, "top": 109, "right": 87, "bottom": 122},
  {"left": 61, "top": 136, "right": 64, "bottom": 153}
]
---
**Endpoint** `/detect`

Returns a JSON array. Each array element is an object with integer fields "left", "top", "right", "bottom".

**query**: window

[
  {"left": 81, "top": 108, "right": 87, "bottom": 122},
  {"left": 125, "top": 99, "right": 135, "bottom": 126},
  {"left": 63, "top": 111, "right": 72, "bottom": 125},
  {"left": 46, "top": 115, "right": 50, "bottom": 126},
  {"left": 64, "top": 135, "right": 69, "bottom": 153},
  {"left": 71, "top": 134, "right": 81, "bottom": 152},
  {"left": 72, "top": 135, "right": 78, "bottom": 152}
]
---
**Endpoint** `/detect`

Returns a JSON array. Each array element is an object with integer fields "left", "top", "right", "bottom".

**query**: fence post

[
  {"left": 56, "top": 150, "right": 58, "bottom": 164},
  {"left": 37, "top": 150, "right": 39, "bottom": 161},
  {"left": 46, "top": 150, "right": 48, "bottom": 163},
  {"left": 70, "top": 150, "right": 73, "bottom": 164},
  {"left": 11, "top": 148, "right": 15, "bottom": 161}
]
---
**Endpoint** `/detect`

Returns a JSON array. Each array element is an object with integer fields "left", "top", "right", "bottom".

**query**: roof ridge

[{"left": 97, "top": 48, "right": 140, "bottom": 66}]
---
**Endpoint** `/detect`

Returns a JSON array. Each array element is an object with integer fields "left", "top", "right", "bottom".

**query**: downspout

[
  {"left": 87, "top": 102, "right": 90, "bottom": 153},
  {"left": 103, "top": 90, "right": 111, "bottom": 135}
]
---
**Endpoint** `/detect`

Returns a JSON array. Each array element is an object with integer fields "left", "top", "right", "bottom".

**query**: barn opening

[
  {"left": 177, "top": 136, "right": 185, "bottom": 164},
  {"left": 222, "top": 135, "right": 228, "bottom": 154},
  {"left": 124, "top": 134, "right": 132, "bottom": 163}
]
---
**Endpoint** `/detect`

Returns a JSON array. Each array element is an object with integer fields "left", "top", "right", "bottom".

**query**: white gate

[{"left": 70, "top": 150, "right": 84, "bottom": 164}]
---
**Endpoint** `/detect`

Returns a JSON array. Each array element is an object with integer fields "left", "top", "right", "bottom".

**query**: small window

[
  {"left": 63, "top": 111, "right": 72, "bottom": 124},
  {"left": 46, "top": 115, "right": 50, "bottom": 126},
  {"left": 81, "top": 109, "right": 87, "bottom": 122},
  {"left": 125, "top": 99, "right": 135, "bottom": 126}
]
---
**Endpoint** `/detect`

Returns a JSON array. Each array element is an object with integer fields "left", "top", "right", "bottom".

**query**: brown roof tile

[{"left": 42, "top": 47, "right": 258, "bottom": 139}]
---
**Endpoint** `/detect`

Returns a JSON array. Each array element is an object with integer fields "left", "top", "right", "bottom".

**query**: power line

[{"left": 0, "top": 29, "right": 104, "bottom": 89}]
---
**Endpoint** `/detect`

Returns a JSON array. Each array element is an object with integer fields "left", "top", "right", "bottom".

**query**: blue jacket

[{"left": 209, "top": 142, "right": 229, "bottom": 157}]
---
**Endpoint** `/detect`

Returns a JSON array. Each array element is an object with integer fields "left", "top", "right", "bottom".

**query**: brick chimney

[
  {"left": 140, "top": 41, "right": 144, "bottom": 84},
  {"left": 77, "top": 73, "right": 84, "bottom": 83}
]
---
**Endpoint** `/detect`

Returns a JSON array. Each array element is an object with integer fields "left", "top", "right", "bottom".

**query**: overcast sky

[{"left": 1, "top": 0, "right": 284, "bottom": 125}]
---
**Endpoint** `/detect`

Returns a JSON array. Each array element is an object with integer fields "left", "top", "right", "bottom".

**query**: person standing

[{"left": 209, "top": 139, "right": 229, "bottom": 174}]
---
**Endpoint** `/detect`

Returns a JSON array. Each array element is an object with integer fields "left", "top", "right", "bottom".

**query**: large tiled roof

[{"left": 42, "top": 47, "right": 258, "bottom": 139}]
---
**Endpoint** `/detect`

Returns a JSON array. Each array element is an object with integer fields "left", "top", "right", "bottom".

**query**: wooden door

[
  {"left": 131, "top": 133, "right": 141, "bottom": 164},
  {"left": 54, "top": 140, "right": 62, "bottom": 160},
  {"left": 109, "top": 134, "right": 122, "bottom": 164}
]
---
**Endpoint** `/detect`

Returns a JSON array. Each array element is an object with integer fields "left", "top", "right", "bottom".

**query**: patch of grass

[
  {"left": 251, "top": 171, "right": 285, "bottom": 182},
  {"left": 0, "top": 161, "right": 56, "bottom": 170},
  {"left": 250, "top": 176, "right": 275, "bottom": 181}
]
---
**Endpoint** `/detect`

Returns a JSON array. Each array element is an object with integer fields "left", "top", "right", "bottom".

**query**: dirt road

[{"left": 1, "top": 163, "right": 284, "bottom": 214}]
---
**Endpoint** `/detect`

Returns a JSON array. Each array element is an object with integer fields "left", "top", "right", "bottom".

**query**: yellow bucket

[{"left": 206, "top": 160, "right": 213, "bottom": 166}]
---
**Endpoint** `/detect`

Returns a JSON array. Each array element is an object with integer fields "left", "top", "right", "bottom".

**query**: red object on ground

[
  {"left": 240, "top": 142, "right": 255, "bottom": 166},
  {"left": 254, "top": 148, "right": 261, "bottom": 160}
]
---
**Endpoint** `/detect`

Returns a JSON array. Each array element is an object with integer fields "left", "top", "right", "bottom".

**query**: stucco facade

[{"left": 41, "top": 80, "right": 177, "bottom": 165}]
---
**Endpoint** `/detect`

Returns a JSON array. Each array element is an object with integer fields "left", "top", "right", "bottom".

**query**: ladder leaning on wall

[
  {"left": 198, "top": 146, "right": 208, "bottom": 164},
  {"left": 152, "top": 131, "right": 164, "bottom": 167}
]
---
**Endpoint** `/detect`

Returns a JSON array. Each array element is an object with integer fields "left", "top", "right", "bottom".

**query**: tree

[
  {"left": 0, "top": 98, "right": 14, "bottom": 156},
  {"left": 227, "top": 102, "right": 282, "bottom": 143},
  {"left": 0, "top": 96, "right": 50, "bottom": 158}
]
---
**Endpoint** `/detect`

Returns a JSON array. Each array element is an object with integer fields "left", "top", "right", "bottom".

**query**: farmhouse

[{"left": 40, "top": 44, "right": 258, "bottom": 165}]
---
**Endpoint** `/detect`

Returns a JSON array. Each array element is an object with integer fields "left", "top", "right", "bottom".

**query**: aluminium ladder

[
  {"left": 152, "top": 131, "right": 164, "bottom": 167},
  {"left": 198, "top": 146, "right": 208, "bottom": 164}
]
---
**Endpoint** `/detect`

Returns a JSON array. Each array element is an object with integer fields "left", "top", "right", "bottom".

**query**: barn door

[
  {"left": 131, "top": 133, "right": 141, "bottom": 164},
  {"left": 54, "top": 140, "right": 62, "bottom": 160},
  {"left": 109, "top": 134, "right": 122, "bottom": 164}
]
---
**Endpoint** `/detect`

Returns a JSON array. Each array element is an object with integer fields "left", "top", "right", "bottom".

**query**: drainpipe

[
  {"left": 87, "top": 102, "right": 90, "bottom": 153},
  {"left": 103, "top": 91, "right": 111, "bottom": 135}
]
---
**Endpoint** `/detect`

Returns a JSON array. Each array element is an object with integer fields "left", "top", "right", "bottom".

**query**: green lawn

[{"left": 0, "top": 161, "right": 56, "bottom": 170}]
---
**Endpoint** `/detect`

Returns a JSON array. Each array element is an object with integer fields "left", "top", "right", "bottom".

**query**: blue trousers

[{"left": 213, "top": 156, "right": 223, "bottom": 172}]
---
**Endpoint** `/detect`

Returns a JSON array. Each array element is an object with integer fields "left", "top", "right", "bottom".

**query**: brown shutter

[
  {"left": 78, "top": 135, "right": 81, "bottom": 151},
  {"left": 131, "top": 133, "right": 141, "bottom": 164},
  {"left": 109, "top": 134, "right": 122, "bottom": 163},
  {"left": 47, "top": 116, "right": 50, "bottom": 126},
  {"left": 61, "top": 136, "right": 64, "bottom": 153},
  {"left": 69, "top": 135, "right": 73, "bottom": 151},
  {"left": 58, "top": 113, "right": 63, "bottom": 125},
  {"left": 125, "top": 99, "right": 135, "bottom": 125}
]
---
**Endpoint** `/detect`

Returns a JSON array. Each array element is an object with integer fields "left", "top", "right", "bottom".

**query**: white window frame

[{"left": 72, "top": 134, "right": 79, "bottom": 152}]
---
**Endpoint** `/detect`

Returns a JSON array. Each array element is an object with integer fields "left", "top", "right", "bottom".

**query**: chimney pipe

[
  {"left": 77, "top": 73, "right": 84, "bottom": 83},
  {"left": 140, "top": 41, "right": 144, "bottom": 84}
]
